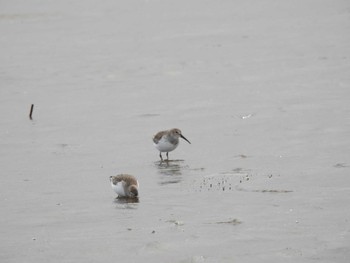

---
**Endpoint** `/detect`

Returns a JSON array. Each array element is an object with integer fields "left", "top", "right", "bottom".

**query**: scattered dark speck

[
  {"left": 258, "top": 189, "right": 293, "bottom": 193},
  {"left": 334, "top": 163, "right": 348, "bottom": 168},
  {"left": 138, "top": 113, "right": 160, "bottom": 118},
  {"left": 215, "top": 219, "right": 242, "bottom": 225}
]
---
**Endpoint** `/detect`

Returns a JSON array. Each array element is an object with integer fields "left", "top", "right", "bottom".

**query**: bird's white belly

[
  {"left": 111, "top": 182, "right": 126, "bottom": 196},
  {"left": 154, "top": 138, "right": 178, "bottom": 152}
]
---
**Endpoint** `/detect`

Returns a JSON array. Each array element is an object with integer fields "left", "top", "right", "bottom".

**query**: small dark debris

[
  {"left": 258, "top": 189, "right": 293, "bottom": 193},
  {"left": 334, "top": 163, "right": 348, "bottom": 168},
  {"left": 215, "top": 219, "right": 242, "bottom": 225}
]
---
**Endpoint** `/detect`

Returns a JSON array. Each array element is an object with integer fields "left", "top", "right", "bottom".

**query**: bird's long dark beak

[{"left": 180, "top": 134, "right": 191, "bottom": 144}]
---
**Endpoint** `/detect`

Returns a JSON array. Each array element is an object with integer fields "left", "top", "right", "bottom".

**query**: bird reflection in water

[
  {"left": 113, "top": 196, "right": 139, "bottom": 205},
  {"left": 156, "top": 159, "right": 187, "bottom": 185}
]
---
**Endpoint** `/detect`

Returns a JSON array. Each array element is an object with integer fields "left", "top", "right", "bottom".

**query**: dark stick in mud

[{"left": 29, "top": 104, "right": 34, "bottom": 120}]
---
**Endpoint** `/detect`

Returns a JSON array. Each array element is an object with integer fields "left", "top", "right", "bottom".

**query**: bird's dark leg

[
  {"left": 166, "top": 152, "right": 169, "bottom": 161},
  {"left": 159, "top": 152, "right": 163, "bottom": 162}
]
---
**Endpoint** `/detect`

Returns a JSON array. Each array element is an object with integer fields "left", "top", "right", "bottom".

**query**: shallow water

[{"left": 1, "top": 0, "right": 350, "bottom": 262}]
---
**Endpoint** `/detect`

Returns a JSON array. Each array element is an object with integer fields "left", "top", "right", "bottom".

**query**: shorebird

[
  {"left": 109, "top": 174, "right": 139, "bottom": 198},
  {"left": 153, "top": 128, "right": 191, "bottom": 161}
]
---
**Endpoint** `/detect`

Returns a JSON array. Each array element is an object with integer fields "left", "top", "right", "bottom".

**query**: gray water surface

[{"left": 1, "top": 0, "right": 350, "bottom": 262}]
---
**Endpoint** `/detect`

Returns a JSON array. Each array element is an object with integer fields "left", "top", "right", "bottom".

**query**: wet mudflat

[{"left": 1, "top": 0, "right": 350, "bottom": 262}]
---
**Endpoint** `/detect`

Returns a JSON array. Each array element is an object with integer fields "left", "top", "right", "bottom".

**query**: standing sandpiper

[
  {"left": 153, "top": 128, "right": 191, "bottom": 161},
  {"left": 110, "top": 174, "right": 139, "bottom": 198}
]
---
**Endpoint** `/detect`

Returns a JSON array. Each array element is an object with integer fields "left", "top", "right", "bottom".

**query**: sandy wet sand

[{"left": 1, "top": 0, "right": 350, "bottom": 262}]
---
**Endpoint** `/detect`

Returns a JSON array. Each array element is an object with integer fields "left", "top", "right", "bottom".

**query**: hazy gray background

[{"left": 1, "top": 0, "right": 350, "bottom": 262}]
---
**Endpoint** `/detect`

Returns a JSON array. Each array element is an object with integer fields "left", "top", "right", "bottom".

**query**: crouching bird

[{"left": 110, "top": 174, "right": 139, "bottom": 198}]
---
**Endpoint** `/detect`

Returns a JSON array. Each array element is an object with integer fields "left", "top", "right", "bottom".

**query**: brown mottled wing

[
  {"left": 111, "top": 174, "right": 136, "bottom": 185},
  {"left": 153, "top": 130, "right": 166, "bottom": 144},
  {"left": 111, "top": 174, "right": 137, "bottom": 186}
]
